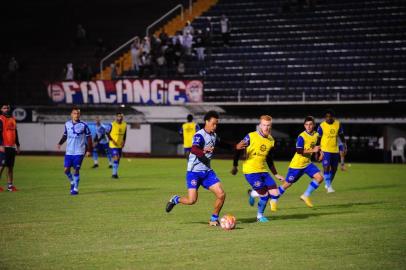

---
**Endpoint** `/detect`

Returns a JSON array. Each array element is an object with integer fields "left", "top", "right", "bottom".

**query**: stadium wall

[{"left": 17, "top": 123, "right": 151, "bottom": 154}]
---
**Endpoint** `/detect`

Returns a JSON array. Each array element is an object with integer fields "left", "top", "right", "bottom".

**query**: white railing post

[{"left": 100, "top": 4, "right": 184, "bottom": 79}]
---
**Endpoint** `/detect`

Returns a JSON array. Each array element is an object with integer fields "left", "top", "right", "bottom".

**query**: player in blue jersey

[
  {"left": 57, "top": 107, "right": 92, "bottom": 195},
  {"left": 92, "top": 117, "right": 112, "bottom": 169},
  {"left": 166, "top": 111, "right": 226, "bottom": 226}
]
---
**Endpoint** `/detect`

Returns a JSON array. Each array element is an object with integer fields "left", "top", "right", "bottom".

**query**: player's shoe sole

[
  {"left": 92, "top": 164, "right": 99, "bottom": 168},
  {"left": 166, "top": 196, "right": 178, "bottom": 213},
  {"left": 108, "top": 165, "right": 113, "bottom": 168},
  {"left": 209, "top": 220, "right": 220, "bottom": 226},
  {"left": 300, "top": 195, "right": 313, "bottom": 208},
  {"left": 247, "top": 189, "right": 255, "bottom": 206},
  {"left": 270, "top": 201, "right": 277, "bottom": 212},
  {"left": 70, "top": 190, "right": 79, "bottom": 196},
  {"left": 112, "top": 175, "right": 119, "bottom": 179},
  {"left": 257, "top": 217, "right": 269, "bottom": 223}
]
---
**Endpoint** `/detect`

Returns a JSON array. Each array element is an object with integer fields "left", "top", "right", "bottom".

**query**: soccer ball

[{"left": 220, "top": 214, "right": 236, "bottom": 230}]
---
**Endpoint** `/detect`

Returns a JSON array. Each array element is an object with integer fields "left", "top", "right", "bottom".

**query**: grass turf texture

[{"left": 0, "top": 156, "right": 405, "bottom": 270}]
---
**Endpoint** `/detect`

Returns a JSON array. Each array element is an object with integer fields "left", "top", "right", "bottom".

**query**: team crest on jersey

[
  {"left": 191, "top": 179, "right": 198, "bottom": 186},
  {"left": 73, "top": 123, "right": 85, "bottom": 134},
  {"left": 260, "top": 144, "right": 266, "bottom": 152},
  {"left": 330, "top": 129, "right": 336, "bottom": 134}
]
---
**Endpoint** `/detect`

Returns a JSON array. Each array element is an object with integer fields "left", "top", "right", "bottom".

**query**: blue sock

[
  {"left": 73, "top": 173, "right": 80, "bottom": 191},
  {"left": 324, "top": 173, "right": 332, "bottom": 187},
  {"left": 210, "top": 214, "right": 219, "bottom": 222},
  {"left": 330, "top": 170, "right": 336, "bottom": 185},
  {"left": 65, "top": 172, "right": 74, "bottom": 185},
  {"left": 92, "top": 151, "right": 98, "bottom": 163},
  {"left": 113, "top": 160, "right": 119, "bottom": 175},
  {"left": 270, "top": 194, "right": 280, "bottom": 202},
  {"left": 278, "top": 186, "right": 285, "bottom": 196},
  {"left": 304, "top": 179, "right": 319, "bottom": 197},
  {"left": 106, "top": 150, "right": 112, "bottom": 165},
  {"left": 172, "top": 195, "right": 180, "bottom": 204},
  {"left": 257, "top": 195, "right": 269, "bottom": 218}
]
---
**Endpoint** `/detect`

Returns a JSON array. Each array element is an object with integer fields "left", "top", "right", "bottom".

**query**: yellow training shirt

[
  {"left": 109, "top": 121, "right": 127, "bottom": 148},
  {"left": 289, "top": 131, "right": 319, "bottom": 169},
  {"left": 242, "top": 131, "right": 275, "bottom": 174},
  {"left": 318, "top": 120, "right": 342, "bottom": 153}
]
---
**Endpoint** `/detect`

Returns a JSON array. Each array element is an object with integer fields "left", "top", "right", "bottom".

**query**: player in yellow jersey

[
  {"left": 317, "top": 109, "right": 347, "bottom": 193},
  {"left": 179, "top": 114, "right": 200, "bottom": 158},
  {"left": 275, "top": 116, "right": 324, "bottom": 208},
  {"left": 231, "top": 115, "right": 285, "bottom": 222},
  {"left": 107, "top": 112, "right": 127, "bottom": 179}
]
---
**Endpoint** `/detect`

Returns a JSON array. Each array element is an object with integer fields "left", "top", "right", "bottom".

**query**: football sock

[
  {"left": 73, "top": 173, "right": 80, "bottom": 191},
  {"left": 172, "top": 195, "right": 180, "bottom": 204},
  {"left": 270, "top": 193, "right": 280, "bottom": 203},
  {"left": 106, "top": 150, "right": 112, "bottom": 165},
  {"left": 113, "top": 160, "right": 119, "bottom": 175},
  {"left": 278, "top": 186, "right": 286, "bottom": 196},
  {"left": 324, "top": 172, "right": 332, "bottom": 187},
  {"left": 65, "top": 171, "right": 74, "bottom": 185},
  {"left": 210, "top": 214, "right": 219, "bottom": 222},
  {"left": 304, "top": 179, "right": 319, "bottom": 197},
  {"left": 92, "top": 151, "right": 98, "bottom": 163},
  {"left": 257, "top": 195, "right": 269, "bottom": 219}
]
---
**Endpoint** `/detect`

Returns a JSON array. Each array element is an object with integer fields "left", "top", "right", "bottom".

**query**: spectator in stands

[
  {"left": 75, "top": 24, "right": 87, "bottom": 46},
  {"left": 164, "top": 42, "right": 176, "bottom": 76},
  {"left": 139, "top": 52, "right": 153, "bottom": 77},
  {"left": 194, "top": 29, "right": 205, "bottom": 61},
  {"left": 110, "top": 63, "right": 117, "bottom": 80},
  {"left": 141, "top": 37, "right": 151, "bottom": 55},
  {"left": 65, "top": 63, "right": 74, "bottom": 81},
  {"left": 172, "top": 31, "right": 184, "bottom": 46},
  {"left": 173, "top": 37, "right": 184, "bottom": 66},
  {"left": 130, "top": 37, "right": 141, "bottom": 73},
  {"left": 177, "top": 60, "right": 185, "bottom": 77},
  {"left": 220, "top": 15, "right": 231, "bottom": 47},
  {"left": 159, "top": 31, "right": 169, "bottom": 46},
  {"left": 183, "top": 21, "right": 194, "bottom": 36},
  {"left": 155, "top": 48, "right": 167, "bottom": 77},
  {"left": 183, "top": 31, "right": 193, "bottom": 56}
]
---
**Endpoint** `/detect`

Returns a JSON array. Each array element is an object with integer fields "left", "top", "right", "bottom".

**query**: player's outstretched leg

[
  {"left": 166, "top": 189, "right": 198, "bottom": 213},
  {"left": 301, "top": 173, "right": 324, "bottom": 208},
  {"left": 208, "top": 183, "right": 225, "bottom": 226},
  {"left": 257, "top": 193, "right": 270, "bottom": 222},
  {"left": 71, "top": 169, "right": 80, "bottom": 195}
]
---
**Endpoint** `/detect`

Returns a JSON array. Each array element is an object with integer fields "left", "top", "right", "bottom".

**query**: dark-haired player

[
  {"left": 179, "top": 114, "right": 200, "bottom": 158},
  {"left": 317, "top": 110, "right": 347, "bottom": 193},
  {"left": 107, "top": 112, "right": 127, "bottom": 179},
  {"left": 276, "top": 116, "right": 324, "bottom": 208},
  {"left": 57, "top": 107, "right": 92, "bottom": 195},
  {"left": 166, "top": 111, "right": 226, "bottom": 226}
]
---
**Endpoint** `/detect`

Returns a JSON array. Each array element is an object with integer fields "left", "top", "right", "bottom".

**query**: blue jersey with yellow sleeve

[
  {"left": 289, "top": 131, "right": 319, "bottom": 169},
  {"left": 317, "top": 120, "right": 343, "bottom": 153},
  {"left": 242, "top": 131, "right": 275, "bottom": 174}
]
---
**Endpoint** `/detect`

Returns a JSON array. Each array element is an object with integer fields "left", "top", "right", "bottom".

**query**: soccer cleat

[
  {"left": 327, "top": 186, "right": 335, "bottom": 193},
  {"left": 92, "top": 164, "right": 99, "bottom": 168},
  {"left": 7, "top": 186, "right": 18, "bottom": 192},
  {"left": 70, "top": 190, "right": 79, "bottom": 196},
  {"left": 247, "top": 189, "right": 255, "bottom": 206},
  {"left": 300, "top": 195, "right": 313, "bottom": 208},
  {"left": 209, "top": 220, "right": 220, "bottom": 226},
  {"left": 165, "top": 196, "right": 178, "bottom": 213},
  {"left": 257, "top": 216, "right": 269, "bottom": 223},
  {"left": 0, "top": 187, "right": 4, "bottom": 192},
  {"left": 270, "top": 200, "right": 277, "bottom": 212},
  {"left": 108, "top": 165, "right": 113, "bottom": 168},
  {"left": 112, "top": 174, "right": 119, "bottom": 179}
]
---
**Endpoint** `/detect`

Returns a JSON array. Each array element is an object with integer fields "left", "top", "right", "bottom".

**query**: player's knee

[{"left": 217, "top": 190, "right": 226, "bottom": 201}]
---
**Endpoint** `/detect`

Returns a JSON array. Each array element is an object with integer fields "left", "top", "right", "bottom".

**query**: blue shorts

[
  {"left": 322, "top": 152, "right": 340, "bottom": 168},
  {"left": 286, "top": 163, "right": 320, "bottom": 183},
  {"left": 339, "top": 144, "right": 344, "bottom": 152},
  {"left": 244, "top": 172, "right": 277, "bottom": 191},
  {"left": 94, "top": 143, "right": 109, "bottom": 153},
  {"left": 184, "top": 147, "right": 192, "bottom": 153},
  {"left": 64, "top": 155, "right": 84, "bottom": 170},
  {"left": 110, "top": 148, "right": 122, "bottom": 158},
  {"left": 186, "top": 170, "right": 220, "bottom": 190}
]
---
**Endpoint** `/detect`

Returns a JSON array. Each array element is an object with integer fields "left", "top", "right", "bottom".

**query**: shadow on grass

[
  {"left": 183, "top": 221, "right": 244, "bottom": 230},
  {"left": 318, "top": 201, "right": 384, "bottom": 209},
  {"left": 82, "top": 187, "right": 157, "bottom": 195},
  {"left": 237, "top": 210, "right": 355, "bottom": 224}
]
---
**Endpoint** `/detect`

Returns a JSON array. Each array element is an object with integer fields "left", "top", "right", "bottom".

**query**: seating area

[{"left": 189, "top": 0, "right": 406, "bottom": 102}]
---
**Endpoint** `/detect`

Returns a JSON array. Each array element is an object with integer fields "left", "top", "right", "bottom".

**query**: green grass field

[{"left": 0, "top": 156, "right": 405, "bottom": 270}]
